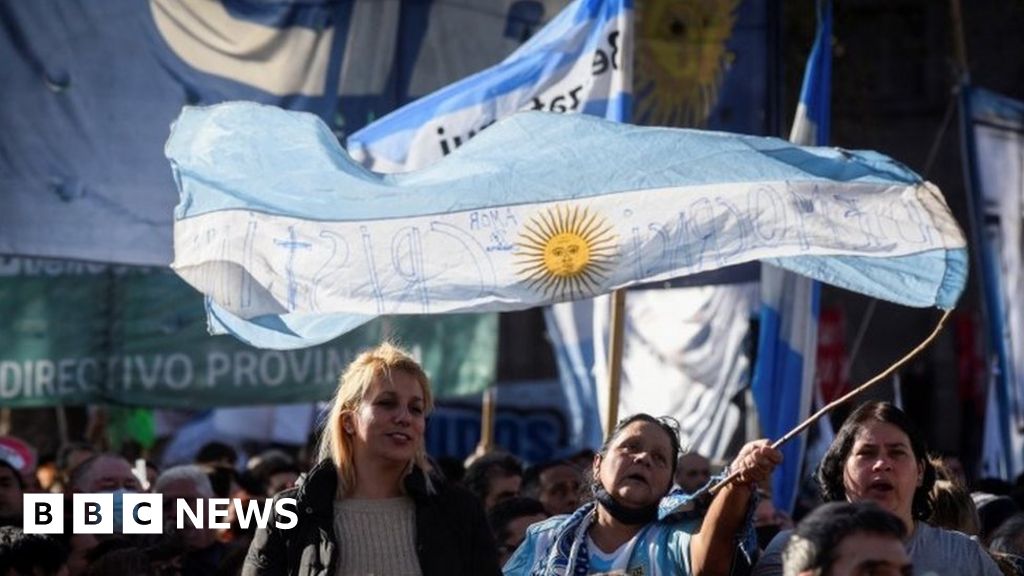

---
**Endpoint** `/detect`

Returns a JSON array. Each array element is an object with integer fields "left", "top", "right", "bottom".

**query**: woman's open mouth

[
  {"left": 623, "top": 472, "right": 648, "bottom": 486},
  {"left": 867, "top": 479, "right": 895, "bottom": 495}
]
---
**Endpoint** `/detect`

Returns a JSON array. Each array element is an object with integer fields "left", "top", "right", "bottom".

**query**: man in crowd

[
  {"left": 487, "top": 497, "right": 547, "bottom": 566},
  {"left": 66, "top": 453, "right": 141, "bottom": 494},
  {"left": 155, "top": 464, "right": 227, "bottom": 576},
  {"left": 782, "top": 501, "right": 911, "bottom": 576},
  {"left": 464, "top": 451, "right": 524, "bottom": 511},
  {"left": 521, "top": 460, "right": 581, "bottom": 516},
  {"left": 676, "top": 450, "right": 712, "bottom": 494}
]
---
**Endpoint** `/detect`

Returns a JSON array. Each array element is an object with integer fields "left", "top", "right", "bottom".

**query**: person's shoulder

[
  {"left": 913, "top": 523, "right": 1000, "bottom": 571},
  {"left": 765, "top": 529, "right": 793, "bottom": 552},
  {"left": 504, "top": 517, "right": 566, "bottom": 576},
  {"left": 750, "top": 529, "right": 791, "bottom": 576},
  {"left": 527, "top": 514, "right": 572, "bottom": 535},
  {"left": 916, "top": 522, "right": 981, "bottom": 547}
]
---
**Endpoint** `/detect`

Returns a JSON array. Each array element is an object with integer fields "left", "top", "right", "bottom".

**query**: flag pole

[
  {"left": 604, "top": 289, "right": 627, "bottom": 438},
  {"left": 708, "top": 308, "right": 953, "bottom": 495},
  {"left": 478, "top": 387, "right": 496, "bottom": 452},
  {"left": 948, "top": 0, "right": 969, "bottom": 79}
]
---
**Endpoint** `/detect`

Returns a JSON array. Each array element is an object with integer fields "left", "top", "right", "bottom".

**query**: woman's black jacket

[{"left": 242, "top": 460, "right": 502, "bottom": 576}]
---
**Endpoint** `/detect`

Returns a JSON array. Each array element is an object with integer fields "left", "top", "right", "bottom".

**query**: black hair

[
  {"left": 487, "top": 496, "right": 547, "bottom": 544},
  {"left": 783, "top": 501, "right": 907, "bottom": 576},
  {"left": 195, "top": 441, "right": 238, "bottom": 466},
  {"left": 464, "top": 452, "right": 524, "bottom": 503},
  {"left": 56, "top": 442, "right": 95, "bottom": 473},
  {"left": 247, "top": 452, "right": 300, "bottom": 497},
  {"left": 817, "top": 401, "right": 936, "bottom": 520},
  {"left": 598, "top": 414, "right": 682, "bottom": 483},
  {"left": 521, "top": 459, "right": 576, "bottom": 497},
  {"left": 0, "top": 526, "right": 69, "bottom": 575}
]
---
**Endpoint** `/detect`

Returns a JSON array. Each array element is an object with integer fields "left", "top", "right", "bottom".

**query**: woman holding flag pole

[{"left": 504, "top": 413, "right": 782, "bottom": 575}]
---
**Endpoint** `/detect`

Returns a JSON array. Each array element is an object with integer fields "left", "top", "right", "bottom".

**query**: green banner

[{"left": 0, "top": 258, "right": 497, "bottom": 408}]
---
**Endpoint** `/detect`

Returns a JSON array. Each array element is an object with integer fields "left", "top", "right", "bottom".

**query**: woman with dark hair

[
  {"left": 753, "top": 401, "right": 1001, "bottom": 576},
  {"left": 504, "top": 413, "right": 782, "bottom": 575}
]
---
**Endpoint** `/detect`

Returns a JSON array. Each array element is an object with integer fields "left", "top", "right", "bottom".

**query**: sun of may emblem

[{"left": 515, "top": 205, "right": 617, "bottom": 300}]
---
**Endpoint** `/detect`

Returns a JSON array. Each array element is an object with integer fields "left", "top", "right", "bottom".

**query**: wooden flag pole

[
  {"left": 605, "top": 289, "right": 627, "bottom": 439},
  {"left": 479, "top": 387, "right": 496, "bottom": 451},
  {"left": 949, "top": 0, "right": 969, "bottom": 79},
  {"left": 708, "top": 308, "right": 953, "bottom": 495}
]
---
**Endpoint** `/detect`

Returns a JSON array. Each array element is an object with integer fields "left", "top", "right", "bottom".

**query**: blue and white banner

[
  {"left": 169, "top": 104, "right": 967, "bottom": 329},
  {"left": 347, "top": 0, "right": 631, "bottom": 172},
  {"left": 593, "top": 284, "right": 760, "bottom": 457},
  {"left": 754, "top": 0, "right": 832, "bottom": 514},
  {"left": 962, "top": 86, "right": 1024, "bottom": 479},
  {"left": 0, "top": 0, "right": 570, "bottom": 265},
  {"left": 545, "top": 0, "right": 775, "bottom": 453}
]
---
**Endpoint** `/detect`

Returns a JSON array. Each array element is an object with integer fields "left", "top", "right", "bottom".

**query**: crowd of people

[{"left": 1, "top": 342, "right": 1023, "bottom": 575}]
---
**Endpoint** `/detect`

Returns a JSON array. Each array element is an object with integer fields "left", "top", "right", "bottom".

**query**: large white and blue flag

[
  {"left": 962, "top": 85, "right": 1024, "bottom": 480},
  {"left": 753, "top": 0, "right": 832, "bottom": 514},
  {"left": 347, "top": 0, "right": 631, "bottom": 172},
  {"left": 201, "top": 0, "right": 632, "bottom": 350},
  {"left": 168, "top": 104, "right": 966, "bottom": 333}
]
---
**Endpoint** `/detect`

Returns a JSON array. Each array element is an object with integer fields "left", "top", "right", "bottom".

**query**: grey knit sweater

[{"left": 333, "top": 497, "right": 422, "bottom": 576}]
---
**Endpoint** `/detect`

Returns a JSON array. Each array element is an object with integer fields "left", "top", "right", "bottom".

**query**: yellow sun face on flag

[
  {"left": 635, "top": 0, "right": 739, "bottom": 127},
  {"left": 516, "top": 205, "right": 617, "bottom": 300}
]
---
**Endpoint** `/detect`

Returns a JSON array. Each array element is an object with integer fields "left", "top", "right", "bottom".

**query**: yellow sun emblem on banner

[
  {"left": 516, "top": 205, "right": 617, "bottom": 300},
  {"left": 634, "top": 0, "right": 739, "bottom": 127}
]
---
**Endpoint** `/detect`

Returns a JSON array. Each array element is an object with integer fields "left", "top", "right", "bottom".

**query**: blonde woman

[{"left": 243, "top": 343, "right": 501, "bottom": 576}]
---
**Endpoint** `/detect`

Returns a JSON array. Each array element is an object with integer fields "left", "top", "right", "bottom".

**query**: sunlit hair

[
  {"left": 817, "top": 401, "right": 936, "bottom": 520},
  {"left": 928, "top": 478, "right": 979, "bottom": 535},
  {"left": 317, "top": 342, "right": 434, "bottom": 496}
]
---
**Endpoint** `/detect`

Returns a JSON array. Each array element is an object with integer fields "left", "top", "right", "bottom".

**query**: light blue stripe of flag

[
  {"left": 169, "top": 104, "right": 967, "bottom": 348},
  {"left": 754, "top": 0, "right": 832, "bottom": 514},
  {"left": 171, "top": 106, "right": 930, "bottom": 222}
]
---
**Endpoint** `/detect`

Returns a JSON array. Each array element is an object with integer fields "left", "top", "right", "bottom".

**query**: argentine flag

[
  {"left": 168, "top": 104, "right": 966, "bottom": 328},
  {"left": 203, "top": 0, "right": 633, "bottom": 348},
  {"left": 753, "top": 0, "right": 832, "bottom": 514}
]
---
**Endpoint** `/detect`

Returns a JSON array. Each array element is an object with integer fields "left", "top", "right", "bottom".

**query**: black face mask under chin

[{"left": 592, "top": 481, "right": 660, "bottom": 525}]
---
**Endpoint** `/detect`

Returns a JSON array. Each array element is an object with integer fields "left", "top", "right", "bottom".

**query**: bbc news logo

[{"left": 22, "top": 494, "right": 298, "bottom": 534}]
